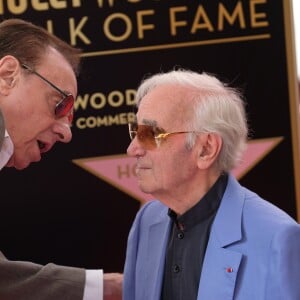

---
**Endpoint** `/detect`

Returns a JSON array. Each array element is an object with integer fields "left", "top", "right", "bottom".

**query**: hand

[{"left": 103, "top": 272, "right": 123, "bottom": 300}]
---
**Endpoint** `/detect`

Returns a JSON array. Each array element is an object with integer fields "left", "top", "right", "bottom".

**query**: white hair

[{"left": 135, "top": 69, "right": 248, "bottom": 172}]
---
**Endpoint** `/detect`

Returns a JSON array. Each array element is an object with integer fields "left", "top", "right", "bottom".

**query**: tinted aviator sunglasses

[
  {"left": 22, "top": 63, "right": 74, "bottom": 123},
  {"left": 128, "top": 122, "right": 198, "bottom": 149}
]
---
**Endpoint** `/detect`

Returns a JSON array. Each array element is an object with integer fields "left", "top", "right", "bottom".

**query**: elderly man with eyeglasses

[
  {"left": 123, "top": 69, "right": 300, "bottom": 300},
  {"left": 0, "top": 18, "right": 122, "bottom": 300}
]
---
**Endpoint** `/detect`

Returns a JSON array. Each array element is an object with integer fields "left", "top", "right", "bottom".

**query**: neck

[{"left": 156, "top": 170, "right": 222, "bottom": 216}]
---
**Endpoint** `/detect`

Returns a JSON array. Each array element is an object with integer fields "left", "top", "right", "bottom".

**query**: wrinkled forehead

[{"left": 137, "top": 84, "right": 194, "bottom": 127}]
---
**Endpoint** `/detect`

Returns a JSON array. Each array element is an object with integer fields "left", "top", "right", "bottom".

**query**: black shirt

[{"left": 161, "top": 173, "right": 228, "bottom": 300}]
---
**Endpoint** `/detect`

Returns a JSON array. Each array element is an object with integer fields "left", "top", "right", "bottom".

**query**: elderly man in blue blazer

[{"left": 123, "top": 69, "right": 300, "bottom": 300}]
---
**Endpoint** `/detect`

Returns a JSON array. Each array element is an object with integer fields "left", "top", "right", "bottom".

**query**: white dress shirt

[{"left": 0, "top": 131, "right": 13, "bottom": 170}]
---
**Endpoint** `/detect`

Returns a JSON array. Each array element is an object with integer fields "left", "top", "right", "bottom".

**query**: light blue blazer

[{"left": 123, "top": 174, "right": 300, "bottom": 300}]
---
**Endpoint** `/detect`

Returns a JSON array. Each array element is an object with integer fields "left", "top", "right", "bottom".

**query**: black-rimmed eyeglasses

[{"left": 22, "top": 63, "right": 74, "bottom": 122}]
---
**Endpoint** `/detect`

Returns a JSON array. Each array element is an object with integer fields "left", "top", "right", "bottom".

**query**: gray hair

[{"left": 135, "top": 69, "right": 249, "bottom": 172}]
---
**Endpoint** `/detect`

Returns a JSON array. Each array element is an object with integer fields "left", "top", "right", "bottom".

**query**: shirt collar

[
  {"left": 168, "top": 173, "right": 228, "bottom": 230},
  {"left": 0, "top": 130, "right": 14, "bottom": 170}
]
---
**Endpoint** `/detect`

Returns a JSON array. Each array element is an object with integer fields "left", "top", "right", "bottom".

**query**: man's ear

[
  {"left": 0, "top": 56, "right": 20, "bottom": 95},
  {"left": 196, "top": 133, "right": 223, "bottom": 170}
]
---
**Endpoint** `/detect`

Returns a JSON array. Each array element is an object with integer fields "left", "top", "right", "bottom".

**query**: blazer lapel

[
  {"left": 198, "top": 175, "right": 245, "bottom": 299},
  {"left": 144, "top": 208, "right": 171, "bottom": 300}
]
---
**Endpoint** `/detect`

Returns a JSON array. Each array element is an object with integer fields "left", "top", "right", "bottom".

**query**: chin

[
  {"left": 10, "top": 158, "right": 31, "bottom": 170},
  {"left": 14, "top": 163, "right": 30, "bottom": 170},
  {"left": 139, "top": 184, "right": 154, "bottom": 195}
]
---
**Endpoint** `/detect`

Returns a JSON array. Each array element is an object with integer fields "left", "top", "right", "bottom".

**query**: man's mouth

[
  {"left": 38, "top": 140, "right": 46, "bottom": 150},
  {"left": 37, "top": 140, "right": 51, "bottom": 153}
]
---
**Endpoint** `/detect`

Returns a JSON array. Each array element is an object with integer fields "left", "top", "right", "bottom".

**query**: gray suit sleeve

[{"left": 0, "top": 250, "right": 85, "bottom": 300}]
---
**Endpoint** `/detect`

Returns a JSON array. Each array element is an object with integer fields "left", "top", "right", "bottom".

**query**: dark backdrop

[{"left": 0, "top": 0, "right": 299, "bottom": 273}]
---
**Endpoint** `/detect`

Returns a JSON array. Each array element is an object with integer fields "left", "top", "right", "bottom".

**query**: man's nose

[
  {"left": 127, "top": 141, "right": 134, "bottom": 156},
  {"left": 53, "top": 120, "right": 72, "bottom": 143},
  {"left": 127, "top": 138, "right": 145, "bottom": 157}
]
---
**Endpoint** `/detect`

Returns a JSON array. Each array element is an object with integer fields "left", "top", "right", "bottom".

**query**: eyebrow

[
  {"left": 141, "top": 119, "right": 168, "bottom": 133},
  {"left": 142, "top": 119, "right": 157, "bottom": 126}
]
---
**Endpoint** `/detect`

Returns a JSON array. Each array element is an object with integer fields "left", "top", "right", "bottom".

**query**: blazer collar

[
  {"left": 197, "top": 174, "right": 245, "bottom": 299},
  {"left": 212, "top": 174, "right": 245, "bottom": 247}
]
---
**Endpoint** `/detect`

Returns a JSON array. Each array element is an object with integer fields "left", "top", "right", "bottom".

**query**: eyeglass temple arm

[{"left": 21, "top": 63, "right": 68, "bottom": 97}]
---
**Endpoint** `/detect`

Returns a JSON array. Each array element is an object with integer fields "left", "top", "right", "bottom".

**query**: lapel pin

[{"left": 226, "top": 267, "right": 234, "bottom": 273}]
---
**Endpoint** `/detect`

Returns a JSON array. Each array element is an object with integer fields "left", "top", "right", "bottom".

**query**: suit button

[{"left": 173, "top": 264, "right": 180, "bottom": 273}]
